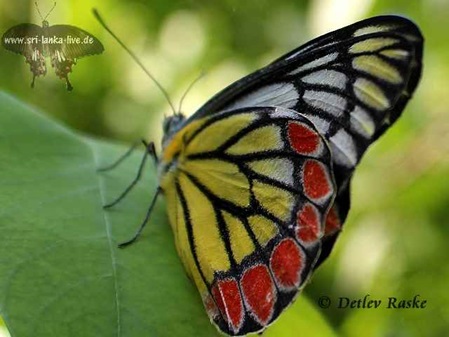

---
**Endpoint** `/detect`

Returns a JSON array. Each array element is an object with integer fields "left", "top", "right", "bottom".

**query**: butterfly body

[
  {"left": 2, "top": 17, "right": 104, "bottom": 90},
  {"left": 128, "top": 15, "right": 423, "bottom": 336}
]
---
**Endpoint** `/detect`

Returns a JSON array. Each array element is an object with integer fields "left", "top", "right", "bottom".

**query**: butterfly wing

[
  {"left": 159, "top": 106, "right": 336, "bottom": 335},
  {"left": 46, "top": 25, "right": 104, "bottom": 58},
  {"left": 2, "top": 23, "right": 42, "bottom": 54},
  {"left": 1, "top": 23, "right": 47, "bottom": 87},
  {"left": 45, "top": 25, "right": 104, "bottom": 90},
  {"left": 186, "top": 15, "right": 423, "bottom": 268}
]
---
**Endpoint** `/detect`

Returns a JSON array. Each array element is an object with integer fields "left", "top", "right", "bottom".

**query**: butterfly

[
  {"left": 100, "top": 14, "right": 423, "bottom": 336},
  {"left": 1, "top": 2, "right": 104, "bottom": 91}
]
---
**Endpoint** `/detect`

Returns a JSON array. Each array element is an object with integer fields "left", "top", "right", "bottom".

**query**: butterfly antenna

[
  {"left": 177, "top": 71, "right": 205, "bottom": 114},
  {"left": 34, "top": 2, "right": 44, "bottom": 21},
  {"left": 35, "top": 1, "right": 56, "bottom": 21},
  {"left": 92, "top": 9, "right": 177, "bottom": 115},
  {"left": 44, "top": 2, "right": 57, "bottom": 21}
]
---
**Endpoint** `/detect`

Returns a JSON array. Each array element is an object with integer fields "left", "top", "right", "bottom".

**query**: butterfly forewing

[
  {"left": 185, "top": 15, "right": 422, "bottom": 270},
  {"left": 197, "top": 16, "right": 422, "bottom": 172},
  {"left": 160, "top": 107, "right": 336, "bottom": 335},
  {"left": 2, "top": 23, "right": 43, "bottom": 54},
  {"left": 2, "top": 23, "right": 47, "bottom": 84},
  {"left": 46, "top": 25, "right": 104, "bottom": 58}
]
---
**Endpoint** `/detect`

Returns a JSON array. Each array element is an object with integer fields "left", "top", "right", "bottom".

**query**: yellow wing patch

[
  {"left": 354, "top": 78, "right": 390, "bottom": 110},
  {"left": 353, "top": 25, "right": 392, "bottom": 37},
  {"left": 352, "top": 55, "right": 402, "bottom": 84},
  {"left": 189, "top": 112, "right": 256, "bottom": 154},
  {"left": 165, "top": 182, "right": 207, "bottom": 294},
  {"left": 162, "top": 119, "right": 206, "bottom": 162},
  {"left": 226, "top": 125, "right": 283, "bottom": 155},
  {"left": 182, "top": 159, "right": 251, "bottom": 208},
  {"left": 247, "top": 215, "right": 280, "bottom": 246},
  {"left": 252, "top": 180, "right": 295, "bottom": 222},
  {"left": 247, "top": 158, "right": 294, "bottom": 187},
  {"left": 380, "top": 49, "right": 409, "bottom": 60},
  {"left": 178, "top": 173, "right": 231, "bottom": 283},
  {"left": 222, "top": 211, "right": 256, "bottom": 264},
  {"left": 349, "top": 37, "right": 398, "bottom": 53}
]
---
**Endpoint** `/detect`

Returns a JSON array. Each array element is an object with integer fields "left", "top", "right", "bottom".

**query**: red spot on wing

[
  {"left": 211, "top": 278, "right": 244, "bottom": 333},
  {"left": 324, "top": 205, "right": 341, "bottom": 235},
  {"left": 288, "top": 122, "right": 321, "bottom": 155},
  {"left": 296, "top": 203, "right": 321, "bottom": 243},
  {"left": 240, "top": 265, "right": 276, "bottom": 325},
  {"left": 270, "top": 238, "right": 304, "bottom": 290},
  {"left": 302, "top": 160, "right": 333, "bottom": 201}
]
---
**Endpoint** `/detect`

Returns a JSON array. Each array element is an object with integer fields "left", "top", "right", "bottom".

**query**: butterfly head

[
  {"left": 42, "top": 20, "right": 50, "bottom": 28},
  {"left": 158, "top": 112, "right": 189, "bottom": 181},
  {"left": 161, "top": 112, "right": 186, "bottom": 147}
]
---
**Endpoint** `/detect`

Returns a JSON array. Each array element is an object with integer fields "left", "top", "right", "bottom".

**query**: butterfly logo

[
  {"left": 97, "top": 11, "right": 423, "bottom": 336},
  {"left": 2, "top": 2, "right": 104, "bottom": 91}
]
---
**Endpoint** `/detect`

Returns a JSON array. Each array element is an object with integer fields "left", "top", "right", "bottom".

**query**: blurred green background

[{"left": 0, "top": 0, "right": 448, "bottom": 336}]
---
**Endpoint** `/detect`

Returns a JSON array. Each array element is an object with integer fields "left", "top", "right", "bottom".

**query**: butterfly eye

[{"left": 162, "top": 117, "right": 173, "bottom": 135}]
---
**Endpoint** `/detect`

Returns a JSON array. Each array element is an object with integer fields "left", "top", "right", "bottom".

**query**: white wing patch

[
  {"left": 272, "top": 107, "right": 300, "bottom": 119},
  {"left": 303, "top": 90, "right": 347, "bottom": 117},
  {"left": 350, "top": 106, "right": 376, "bottom": 138},
  {"left": 305, "top": 115, "right": 331, "bottom": 136},
  {"left": 329, "top": 129, "right": 358, "bottom": 167},
  {"left": 226, "top": 83, "right": 299, "bottom": 110},
  {"left": 289, "top": 52, "right": 338, "bottom": 74},
  {"left": 302, "top": 69, "right": 348, "bottom": 90}
]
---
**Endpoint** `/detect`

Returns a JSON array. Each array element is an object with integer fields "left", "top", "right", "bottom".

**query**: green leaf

[
  {"left": 0, "top": 92, "right": 335, "bottom": 337},
  {"left": 0, "top": 91, "right": 219, "bottom": 337}
]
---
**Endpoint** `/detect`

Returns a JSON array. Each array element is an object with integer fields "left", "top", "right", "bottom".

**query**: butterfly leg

[
  {"left": 118, "top": 187, "right": 161, "bottom": 248},
  {"left": 66, "top": 77, "right": 73, "bottom": 91},
  {"left": 98, "top": 141, "right": 141, "bottom": 172},
  {"left": 102, "top": 140, "right": 157, "bottom": 209}
]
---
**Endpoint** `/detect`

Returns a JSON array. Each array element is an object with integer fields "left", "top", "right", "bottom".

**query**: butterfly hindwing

[
  {"left": 159, "top": 106, "right": 336, "bottom": 335},
  {"left": 185, "top": 15, "right": 423, "bottom": 269}
]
